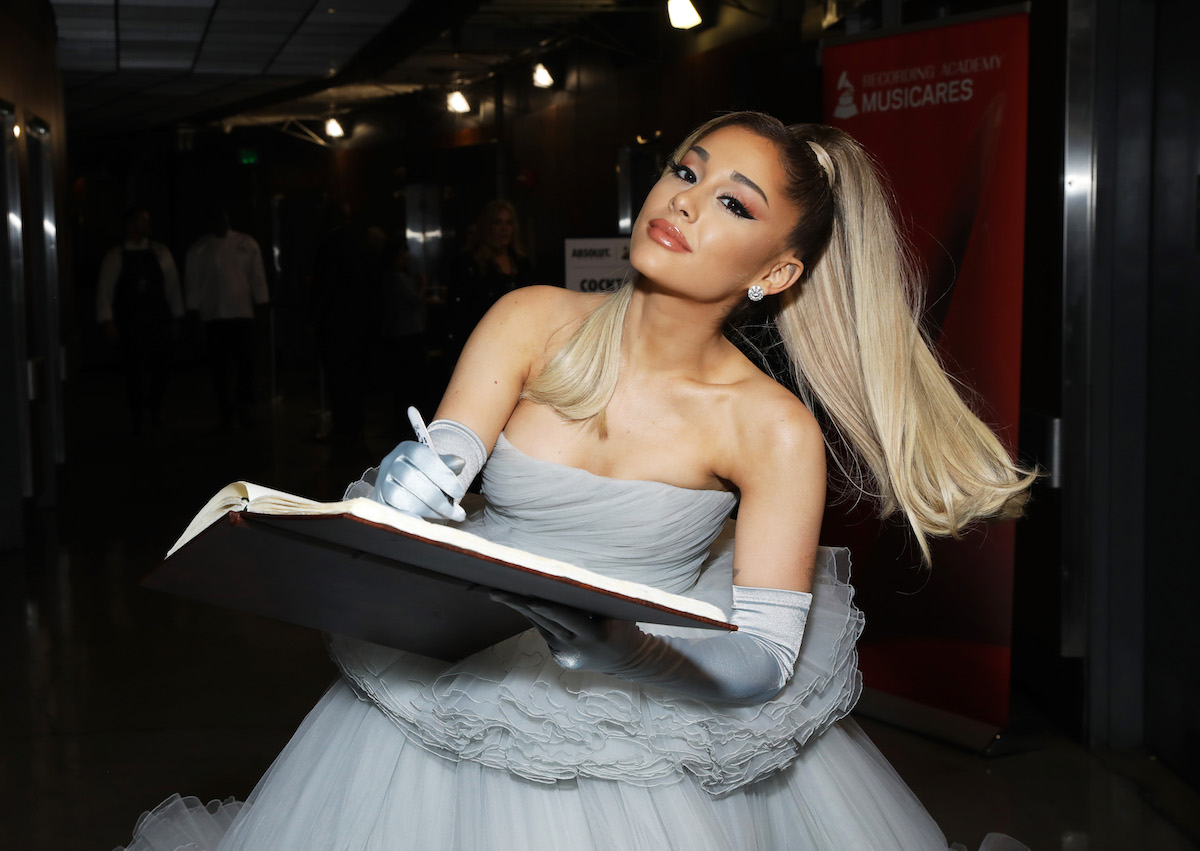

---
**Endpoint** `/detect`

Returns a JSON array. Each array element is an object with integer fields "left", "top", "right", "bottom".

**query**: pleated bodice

[{"left": 471, "top": 434, "right": 738, "bottom": 596}]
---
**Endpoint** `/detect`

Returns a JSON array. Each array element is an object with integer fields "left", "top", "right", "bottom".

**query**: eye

[
  {"left": 719, "top": 195, "right": 755, "bottom": 220},
  {"left": 668, "top": 160, "right": 696, "bottom": 184}
]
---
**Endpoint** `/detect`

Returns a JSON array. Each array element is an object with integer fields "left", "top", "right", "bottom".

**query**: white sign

[{"left": 564, "top": 238, "right": 631, "bottom": 293}]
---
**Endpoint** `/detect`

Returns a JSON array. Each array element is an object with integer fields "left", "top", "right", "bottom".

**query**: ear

[{"left": 762, "top": 256, "right": 805, "bottom": 296}]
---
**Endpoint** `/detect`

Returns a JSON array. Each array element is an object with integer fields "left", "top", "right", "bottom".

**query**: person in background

[
  {"left": 96, "top": 205, "right": 183, "bottom": 435},
  {"left": 185, "top": 207, "right": 269, "bottom": 430},
  {"left": 446, "top": 199, "right": 535, "bottom": 359}
]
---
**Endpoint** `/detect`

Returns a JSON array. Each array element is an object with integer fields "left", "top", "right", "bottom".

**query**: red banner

[{"left": 821, "top": 14, "right": 1029, "bottom": 736}]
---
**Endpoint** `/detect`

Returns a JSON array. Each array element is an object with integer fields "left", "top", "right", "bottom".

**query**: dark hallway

[{"left": 2, "top": 0, "right": 1200, "bottom": 847}]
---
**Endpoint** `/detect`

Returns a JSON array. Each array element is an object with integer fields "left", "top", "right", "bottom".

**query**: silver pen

[{"left": 407, "top": 406, "right": 433, "bottom": 448}]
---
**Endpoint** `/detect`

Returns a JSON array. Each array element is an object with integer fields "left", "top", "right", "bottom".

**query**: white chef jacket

[{"left": 185, "top": 230, "right": 269, "bottom": 321}]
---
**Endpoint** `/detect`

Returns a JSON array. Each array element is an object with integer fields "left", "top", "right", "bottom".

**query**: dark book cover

[{"left": 146, "top": 495, "right": 732, "bottom": 662}]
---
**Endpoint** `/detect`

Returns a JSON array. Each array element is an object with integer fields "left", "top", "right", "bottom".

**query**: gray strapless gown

[{"left": 117, "top": 434, "right": 1021, "bottom": 850}]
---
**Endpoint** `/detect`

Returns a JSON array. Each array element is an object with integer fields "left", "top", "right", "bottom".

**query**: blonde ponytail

[{"left": 776, "top": 123, "right": 1035, "bottom": 562}]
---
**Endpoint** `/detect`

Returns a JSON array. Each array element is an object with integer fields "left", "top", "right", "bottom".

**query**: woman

[
  {"left": 119, "top": 112, "right": 1034, "bottom": 849},
  {"left": 445, "top": 199, "right": 535, "bottom": 356}
]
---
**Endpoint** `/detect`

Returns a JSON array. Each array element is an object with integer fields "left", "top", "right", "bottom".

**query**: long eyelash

[
  {"left": 667, "top": 160, "right": 694, "bottom": 182},
  {"left": 720, "top": 196, "right": 755, "bottom": 220}
]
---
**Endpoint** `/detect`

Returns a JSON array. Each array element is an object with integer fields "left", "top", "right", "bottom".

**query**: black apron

[{"left": 112, "top": 247, "right": 171, "bottom": 349}]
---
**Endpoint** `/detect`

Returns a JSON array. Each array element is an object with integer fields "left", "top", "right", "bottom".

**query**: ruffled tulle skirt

[
  {"left": 324, "top": 545, "right": 862, "bottom": 796},
  {"left": 117, "top": 684, "right": 1024, "bottom": 850}
]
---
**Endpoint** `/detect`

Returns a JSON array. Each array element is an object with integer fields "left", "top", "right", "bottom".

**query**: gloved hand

[
  {"left": 372, "top": 414, "right": 488, "bottom": 523},
  {"left": 373, "top": 440, "right": 468, "bottom": 522},
  {"left": 493, "top": 584, "right": 812, "bottom": 705}
]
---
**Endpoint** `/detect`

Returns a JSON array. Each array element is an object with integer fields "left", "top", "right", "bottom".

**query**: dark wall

[
  {"left": 0, "top": 1, "right": 65, "bottom": 148},
  {"left": 1011, "top": 0, "right": 1078, "bottom": 736},
  {"left": 0, "top": 0, "right": 70, "bottom": 541},
  {"left": 0, "top": 0, "right": 70, "bottom": 319},
  {"left": 1144, "top": 0, "right": 1200, "bottom": 789}
]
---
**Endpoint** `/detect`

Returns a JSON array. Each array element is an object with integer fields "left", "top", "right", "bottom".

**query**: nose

[{"left": 670, "top": 185, "right": 696, "bottom": 220}]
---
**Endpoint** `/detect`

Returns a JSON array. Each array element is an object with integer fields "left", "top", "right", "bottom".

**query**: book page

[{"left": 167, "top": 482, "right": 340, "bottom": 556}]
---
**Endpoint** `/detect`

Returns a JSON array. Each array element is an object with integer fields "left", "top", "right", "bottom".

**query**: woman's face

[
  {"left": 486, "top": 209, "right": 516, "bottom": 251},
  {"left": 630, "top": 125, "right": 801, "bottom": 303}
]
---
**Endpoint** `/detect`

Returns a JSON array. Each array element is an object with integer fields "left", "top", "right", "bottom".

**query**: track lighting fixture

[
  {"left": 533, "top": 63, "right": 554, "bottom": 88},
  {"left": 667, "top": 0, "right": 702, "bottom": 29}
]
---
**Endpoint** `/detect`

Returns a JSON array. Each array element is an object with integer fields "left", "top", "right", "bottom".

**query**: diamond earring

[{"left": 747, "top": 285, "right": 765, "bottom": 302}]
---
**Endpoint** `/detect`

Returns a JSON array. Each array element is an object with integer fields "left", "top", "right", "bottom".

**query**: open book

[{"left": 145, "top": 482, "right": 733, "bottom": 661}]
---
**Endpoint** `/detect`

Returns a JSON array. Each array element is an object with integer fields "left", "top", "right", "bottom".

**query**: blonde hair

[
  {"left": 465, "top": 199, "right": 527, "bottom": 265},
  {"left": 526, "top": 112, "right": 1036, "bottom": 560},
  {"left": 523, "top": 281, "right": 632, "bottom": 437}
]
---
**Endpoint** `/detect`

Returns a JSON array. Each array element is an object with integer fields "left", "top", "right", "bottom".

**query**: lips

[{"left": 647, "top": 218, "right": 691, "bottom": 253}]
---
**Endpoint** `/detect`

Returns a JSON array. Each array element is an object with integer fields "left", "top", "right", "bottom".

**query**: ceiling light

[
  {"left": 12, "top": 125, "right": 19, "bottom": 138},
  {"left": 532, "top": 63, "right": 554, "bottom": 88},
  {"left": 668, "top": 0, "right": 702, "bottom": 29},
  {"left": 325, "top": 117, "right": 344, "bottom": 138},
  {"left": 447, "top": 91, "right": 471, "bottom": 113}
]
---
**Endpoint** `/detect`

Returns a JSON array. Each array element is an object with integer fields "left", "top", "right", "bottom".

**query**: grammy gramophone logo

[{"left": 832, "top": 71, "right": 858, "bottom": 120}]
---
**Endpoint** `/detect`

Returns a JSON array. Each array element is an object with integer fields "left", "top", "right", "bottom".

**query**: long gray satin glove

[
  {"left": 494, "top": 584, "right": 813, "bottom": 705},
  {"left": 373, "top": 440, "right": 468, "bottom": 522}
]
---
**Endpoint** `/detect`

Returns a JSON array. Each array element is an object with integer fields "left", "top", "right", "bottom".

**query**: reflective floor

[{"left": 2, "top": 360, "right": 1197, "bottom": 850}]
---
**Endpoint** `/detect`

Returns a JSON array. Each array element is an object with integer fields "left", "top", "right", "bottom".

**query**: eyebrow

[{"left": 688, "top": 145, "right": 770, "bottom": 207}]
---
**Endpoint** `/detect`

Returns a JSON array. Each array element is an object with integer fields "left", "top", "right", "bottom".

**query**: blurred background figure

[
  {"left": 185, "top": 206, "right": 270, "bottom": 431},
  {"left": 95, "top": 205, "right": 183, "bottom": 435},
  {"left": 446, "top": 199, "right": 534, "bottom": 360}
]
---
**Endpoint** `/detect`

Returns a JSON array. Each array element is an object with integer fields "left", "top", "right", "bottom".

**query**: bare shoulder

[
  {"left": 450, "top": 286, "right": 606, "bottom": 383},
  {"left": 734, "top": 372, "right": 822, "bottom": 452},
  {"left": 438, "top": 286, "right": 612, "bottom": 444},
  {"left": 717, "top": 370, "right": 825, "bottom": 487},
  {"left": 478, "top": 285, "right": 607, "bottom": 360},
  {"left": 487, "top": 285, "right": 602, "bottom": 327}
]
